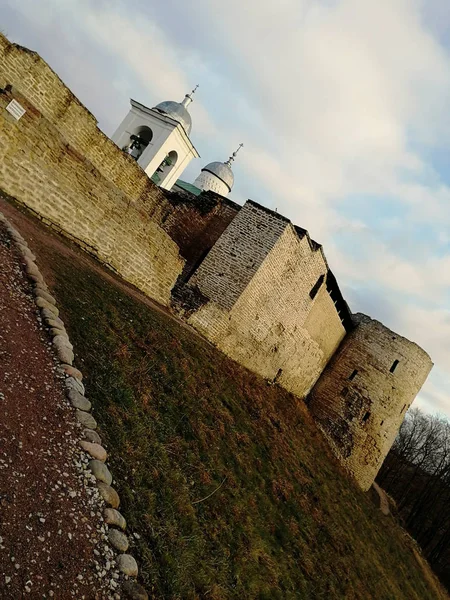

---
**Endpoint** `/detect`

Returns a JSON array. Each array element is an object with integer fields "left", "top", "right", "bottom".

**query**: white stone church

[{"left": 111, "top": 87, "right": 242, "bottom": 196}]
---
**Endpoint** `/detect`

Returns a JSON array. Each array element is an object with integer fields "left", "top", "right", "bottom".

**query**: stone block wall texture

[
  {"left": 161, "top": 190, "right": 240, "bottom": 280},
  {"left": 0, "top": 36, "right": 184, "bottom": 305},
  {"left": 186, "top": 202, "right": 347, "bottom": 398},
  {"left": 0, "top": 35, "right": 161, "bottom": 207},
  {"left": 189, "top": 200, "right": 289, "bottom": 311},
  {"left": 308, "top": 313, "right": 433, "bottom": 490}
]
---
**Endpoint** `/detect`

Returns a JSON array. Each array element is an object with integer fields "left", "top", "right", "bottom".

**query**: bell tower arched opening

[
  {"left": 151, "top": 150, "right": 178, "bottom": 185},
  {"left": 122, "top": 125, "right": 153, "bottom": 161},
  {"left": 112, "top": 97, "right": 200, "bottom": 190}
]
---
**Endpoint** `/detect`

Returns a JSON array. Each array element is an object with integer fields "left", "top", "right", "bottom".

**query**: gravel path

[{"left": 0, "top": 223, "right": 118, "bottom": 599}]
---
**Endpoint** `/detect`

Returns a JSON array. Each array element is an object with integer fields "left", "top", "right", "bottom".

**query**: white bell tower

[{"left": 111, "top": 88, "right": 200, "bottom": 190}]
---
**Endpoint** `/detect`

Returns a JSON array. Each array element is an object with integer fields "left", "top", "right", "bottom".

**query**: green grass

[{"left": 47, "top": 251, "right": 442, "bottom": 600}]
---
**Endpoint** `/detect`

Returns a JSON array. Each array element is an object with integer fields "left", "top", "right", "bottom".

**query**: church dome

[
  {"left": 153, "top": 100, "right": 192, "bottom": 134},
  {"left": 193, "top": 145, "right": 243, "bottom": 196},
  {"left": 201, "top": 162, "right": 234, "bottom": 192}
]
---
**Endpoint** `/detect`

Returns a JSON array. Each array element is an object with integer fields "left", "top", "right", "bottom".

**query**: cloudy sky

[{"left": 2, "top": 0, "right": 450, "bottom": 417}]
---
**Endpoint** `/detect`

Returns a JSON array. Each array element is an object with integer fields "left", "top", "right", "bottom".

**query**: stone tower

[
  {"left": 308, "top": 313, "right": 433, "bottom": 491},
  {"left": 111, "top": 89, "right": 200, "bottom": 190}
]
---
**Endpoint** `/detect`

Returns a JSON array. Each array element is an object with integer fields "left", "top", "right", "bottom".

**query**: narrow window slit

[
  {"left": 349, "top": 369, "right": 358, "bottom": 381},
  {"left": 390, "top": 359, "right": 399, "bottom": 373}
]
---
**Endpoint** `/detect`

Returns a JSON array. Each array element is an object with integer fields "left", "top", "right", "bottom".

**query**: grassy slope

[{"left": 46, "top": 249, "right": 442, "bottom": 600}]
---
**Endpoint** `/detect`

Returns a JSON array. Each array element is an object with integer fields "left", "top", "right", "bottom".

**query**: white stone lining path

[{"left": 0, "top": 211, "right": 148, "bottom": 600}]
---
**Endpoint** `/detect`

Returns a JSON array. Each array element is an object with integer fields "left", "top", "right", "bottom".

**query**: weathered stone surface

[
  {"left": 29, "top": 273, "right": 44, "bottom": 285},
  {"left": 50, "top": 327, "right": 67, "bottom": 338},
  {"left": 34, "top": 281, "right": 49, "bottom": 293},
  {"left": 103, "top": 508, "right": 126, "bottom": 531},
  {"left": 80, "top": 440, "right": 107, "bottom": 462},
  {"left": 34, "top": 288, "right": 56, "bottom": 305},
  {"left": 24, "top": 258, "right": 40, "bottom": 276},
  {"left": 21, "top": 248, "right": 36, "bottom": 261},
  {"left": 41, "top": 307, "right": 55, "bottom": 321},
  {"left": 0, "top": 37, "right": 185, "bottom": 308},
  {"left": 97, "top": 482, "right": 120, "bottom": 508},
  {"left": 12, "top": 233, "right": 26, "bottom": 245},
  {"left": 65, "top": 376, "right": 85, "bottom": 395},
  {"left": 186, "top": 201, "right": 348, "bottom": 401},
  {"left": 108, "top": 529, "right": 129, "bottom": 552},
  {"left": 43, "top": 312, "right": 64, "bottom": 327},
  {"left": 122, "top": 581, "right": 148, "bottom": 600},
  {"left": 36, "top": 297, "right": 59, "bottom": 316},
  {"left": 9, "top": 227, "right": 24, "bottom": 239},
  {"left": 0, "top": 36, "right": 434, "bottom": 500},
  {"left": 56, "top": 345, "right": 74, "bottom": 365},
  {"left": 76, "top": 410, "right": 97, "bottom": 429},
  {"left": 308, "top": 313, "right": 434, "bottom": 491},
  {"left": 89, "top": 460, "right": 112, "bottom": 485},
  {"left": 59, "top": 364, "right": 83, "bottom": 381},
  {"left": 116, "top": 555, "right": 138, "bottom": 577},
  {"left": 53, "top": 334, "right": 73, "bottom": 350},
  {"left": 83, "top": 428, "right": 102, "bottom": 444},
  {"left": 68, "top": 389, "right": 91, "bottom": 411}
]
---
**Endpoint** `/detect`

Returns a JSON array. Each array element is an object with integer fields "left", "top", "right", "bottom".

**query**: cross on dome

[
  {"left": 225, "top": 143, "right": 244, "bottom": 167},
  {"left": 181, "top": 84, "right": 199, "bottom": 108}
]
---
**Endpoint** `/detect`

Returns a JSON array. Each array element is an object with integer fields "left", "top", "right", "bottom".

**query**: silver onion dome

[
  {"left": 201, "top": 162, "right": 235, "bottom": 192},
  {"left": 153, "top": 86, "right": 198, "bottom": 136},
  {"left": 201, "top": 144, "right": 244, "bottom": 192},
  {"left": 153, "top": 100, "right": 192, "bottom": 135}
]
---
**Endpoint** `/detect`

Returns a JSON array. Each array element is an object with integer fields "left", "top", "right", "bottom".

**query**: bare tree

[{"left": 377, "top": 409, "right": 450, "bottom": 590}]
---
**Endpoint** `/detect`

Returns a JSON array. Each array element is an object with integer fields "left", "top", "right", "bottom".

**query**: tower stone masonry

[{"left": 308, "top": 313, "right": 433, "bottom": 490}]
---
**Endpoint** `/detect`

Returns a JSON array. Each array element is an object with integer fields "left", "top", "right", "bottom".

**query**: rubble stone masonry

[
  {"left": 189, "top": 200, "right": 288, "bottom": 310},
  {"left": 161, "top": 191, "right": 240, "bottom": 280},
  {"left": 308, "top": 314, "right": 433, "bottom": 490}
]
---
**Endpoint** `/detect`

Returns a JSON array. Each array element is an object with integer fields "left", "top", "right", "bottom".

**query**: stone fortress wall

[
  {"left": 308, "top": 314, "right": 433, "bottom": 490},
  {"left": 161, "top": 189, "right": 240, "bottom": 281},
  {"left": 183, "top": 201, "right": 348, "bottom": 399},
  {"left": 0, "top": 35, "right": 433, "bottom": 490},
  {"left": 0, "top": 34, "right": 184, "bottom": 306}
]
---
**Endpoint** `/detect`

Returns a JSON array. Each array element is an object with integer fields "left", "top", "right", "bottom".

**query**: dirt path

[{"left": 0, "top": 223, "right": 114, "bottom": 599}]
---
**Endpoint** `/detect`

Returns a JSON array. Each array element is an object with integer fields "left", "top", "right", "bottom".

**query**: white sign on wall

[{"left": 6, "top": 99, "right": 26, "bottom": 121}]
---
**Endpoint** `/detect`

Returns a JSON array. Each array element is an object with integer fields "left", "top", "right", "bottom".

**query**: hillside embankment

[{"left": 1, "top": 193, "right": 447, "bottom": 600}]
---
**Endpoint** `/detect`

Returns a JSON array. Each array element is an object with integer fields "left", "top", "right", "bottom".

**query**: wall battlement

[{"left": 0, "top": 34, "right": 433, "bottom": 490}]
